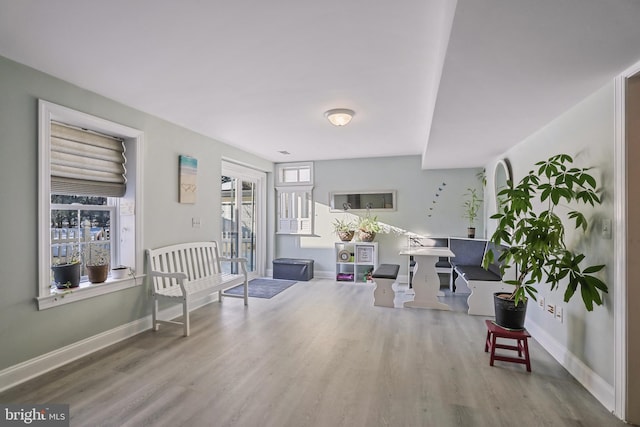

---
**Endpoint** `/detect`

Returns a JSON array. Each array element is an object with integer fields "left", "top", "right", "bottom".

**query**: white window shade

[{"left": 50, "top": 122, "right": 126, "bottom": 197}]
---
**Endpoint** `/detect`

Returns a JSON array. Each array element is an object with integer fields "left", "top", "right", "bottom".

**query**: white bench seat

[{"left": 146, "top": 241, "right": 248, "bottom": 336}]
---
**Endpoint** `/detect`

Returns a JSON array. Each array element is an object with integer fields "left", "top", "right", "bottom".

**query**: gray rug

[{"left": 224, "top": 278, "right": 297, "bottom": 299}]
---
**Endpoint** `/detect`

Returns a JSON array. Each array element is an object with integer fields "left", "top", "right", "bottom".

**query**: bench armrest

[{"left": 219, "top": 257, "right": 248, "bottom": 277}]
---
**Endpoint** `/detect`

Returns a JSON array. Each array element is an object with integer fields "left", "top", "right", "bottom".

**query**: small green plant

[
  {"left": 462, "top": 188, "right": 483, "bottom": 227},
  {"left": 83, "top": 243, "right": 109, "bottom": 266},
  {"left": 332, "top": 217, "right": 356, "bottom": 233},
  {"left": 357, "top": 215, "right": 383, "bottom": 234},
  {"left": 52, "top": 249, "right": 80, "bottom": 266}
]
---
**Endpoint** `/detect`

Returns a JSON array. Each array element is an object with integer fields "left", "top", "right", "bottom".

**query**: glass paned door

[{"left": 221, "top": 175, "right": 257, "bottom": 274}]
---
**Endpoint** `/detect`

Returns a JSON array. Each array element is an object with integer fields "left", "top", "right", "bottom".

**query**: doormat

[{"left": 224, "top": 278, "right": 297, "bottom": 299}]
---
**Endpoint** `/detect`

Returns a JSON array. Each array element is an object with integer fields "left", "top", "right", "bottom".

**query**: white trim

[
  {"left": 0, "top": 293, "right": 218, "bottom": 393},
  {"left": 613, "top": 59, "right": 640, "bottom": 422},
  {"left": 221, "top": 161, "right": 267, "bottom": 277},
  {"left": 36, "top": 275, "right": 144, "bottom": 310},
  {"left": 526, "top": 319, "right": 615, "bottom": 412},
  {"left": 38, "top": 100, "right": 145, "bottom": 306},
  {"left": 613, "top": 72, "right": 628, "bottom": 422}
]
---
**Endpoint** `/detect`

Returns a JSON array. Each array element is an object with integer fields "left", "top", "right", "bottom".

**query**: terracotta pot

[{"left": 86, "top": 264, "right": 109, "bottom": 283}]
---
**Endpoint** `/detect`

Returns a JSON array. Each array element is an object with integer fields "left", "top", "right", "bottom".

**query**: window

[
  {"left": 329, "top": 190, "right": 397, "bottom": 212},
  {"left": 276, "top": 162, "right": 314, "bottom": 235},
  {"left": 38, "top": 100, "right": 144, "bottom": 309}
]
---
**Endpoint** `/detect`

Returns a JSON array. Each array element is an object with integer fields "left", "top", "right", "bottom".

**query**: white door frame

[
  {"left": 613, "top": 60, "right": 640, "bottom": 423},
  {"left": 221, "top": 160, "right": 267, "bottom": 278}
]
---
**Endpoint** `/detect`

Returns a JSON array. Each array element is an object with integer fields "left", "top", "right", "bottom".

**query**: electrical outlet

[
  {"left": 538, "top": 297, "right": 545, "bottom": 310},
  {"left": 192, "top": 217, "right": 201, "bottom": 228},
  {"left": 555, "top": 306, "right": 563, "bottom": 323},
  {"left": 547, "top": 304, "right": 555, "bottom": 316}
]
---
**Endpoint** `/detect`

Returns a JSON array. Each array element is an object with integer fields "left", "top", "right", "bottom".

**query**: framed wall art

[{"left": 179, "top": 155, "right": 197, "bottom": 204}]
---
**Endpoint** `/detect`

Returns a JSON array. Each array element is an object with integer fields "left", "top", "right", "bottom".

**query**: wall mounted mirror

[
  {"left": 494, "top": 159, "right": 512, "bottom": 211},
  {"left": 330, "top": 190, "right": 396, "bottom": 212}
]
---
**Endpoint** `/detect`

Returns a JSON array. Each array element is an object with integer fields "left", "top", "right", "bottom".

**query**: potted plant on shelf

[
  {"left": 462, "top": 187, "right": 482, "bottom": 238},
  {"left": 356, "top": 214, "right": 384, "bottom": 242},
  {"left": 83, "top": 244, "right": 110, "bottom": 284},
  {"left": 483, "top": 154, "right": 608, "bottom": 330},
  {"left": 333, "top": 217, "right": 356, "bottom": 242},
  {"left": 51, "top": 251, "right": 81, "bottom": 289}
]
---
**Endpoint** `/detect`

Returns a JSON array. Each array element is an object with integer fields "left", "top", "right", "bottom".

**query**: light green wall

[
  {"left": 0, "top": 55, "right": 273, "bottom": 371},
  {"left": 0, "top": 50, "right": 619, "bottom": 395},
  {"left": 484, "top": 82, "right": 616, "bottom": 385},
  {"left": 276, "top": 156, "right": 484, "bottom": 277}
]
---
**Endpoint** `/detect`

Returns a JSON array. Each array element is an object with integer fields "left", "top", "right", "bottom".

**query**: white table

[{"left": 399, "top": 247, "right": 454, "bottom": 310}]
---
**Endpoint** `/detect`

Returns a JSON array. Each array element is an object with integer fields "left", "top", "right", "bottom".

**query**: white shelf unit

[{"left": 335, "top": 242, "right": 378, "bottom": 283}]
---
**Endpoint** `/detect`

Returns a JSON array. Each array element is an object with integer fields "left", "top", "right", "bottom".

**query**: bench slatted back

[{"left": 147, "top": 241, "right": 223, "bottom": 291}]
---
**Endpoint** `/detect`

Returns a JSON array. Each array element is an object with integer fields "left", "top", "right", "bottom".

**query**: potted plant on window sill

[
  {"left": 483, "top": 154, "right": 608, "bottom": 330},
  {"left": 83, "top": 244, "right": 110, "bottom": 284},
  {"left": 51, "top": 253, "right": 81, "bottom": 289},
  {"left": 462, "top": 187, "right": 482, "bottom": 238}
]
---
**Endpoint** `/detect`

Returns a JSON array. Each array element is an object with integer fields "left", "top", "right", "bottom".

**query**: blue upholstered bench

[{"left": 449, "top": 240, "right": 512, "bottom": 316}]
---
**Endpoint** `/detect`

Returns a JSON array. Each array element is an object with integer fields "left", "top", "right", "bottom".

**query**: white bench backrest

[{"left": 147, "top": 241, "right": 223, "bottom": 291}]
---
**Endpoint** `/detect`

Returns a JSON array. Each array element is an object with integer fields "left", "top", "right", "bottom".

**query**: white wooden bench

[{"left": 146, "top": 241, "right": 248, "bottom": 336}]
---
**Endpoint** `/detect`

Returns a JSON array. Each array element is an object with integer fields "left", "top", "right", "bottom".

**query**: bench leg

[
  {"left": 244, "top": 279, "right": 248, "bottom": 306},
  {"left": 373, "top": 278, "right": 396, "bottom": 308},
  {"left": 152, "top": 298, "right": 159, "bottom": 331},
  {"left": 183, "top": 297, "right": 190, "bottom": 337}
]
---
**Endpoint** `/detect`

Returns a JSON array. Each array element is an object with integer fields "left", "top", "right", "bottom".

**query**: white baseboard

[
  {"left": 0, "top": 294, "right": 217, "bottom": 393},
  {"left": 526, "top": 318, "right": 615, "bottom": 412}
]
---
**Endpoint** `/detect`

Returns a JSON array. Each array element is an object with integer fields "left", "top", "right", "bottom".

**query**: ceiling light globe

[{"left": 325, "top": 108, "right": 355, "bottom": 126}]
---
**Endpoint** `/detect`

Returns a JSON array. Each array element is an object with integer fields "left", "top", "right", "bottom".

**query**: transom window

[{"left": 276, "top": 162, "right": 314, "bottom": 235}]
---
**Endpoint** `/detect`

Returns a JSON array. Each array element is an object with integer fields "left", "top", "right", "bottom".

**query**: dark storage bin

[{"left": 273, "top": 258, "right": 314, "bottom": 281}]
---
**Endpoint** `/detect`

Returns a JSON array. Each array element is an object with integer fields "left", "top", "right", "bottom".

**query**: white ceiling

[{"left": 1, "top": 0, "right": 640, "bottom": 169}]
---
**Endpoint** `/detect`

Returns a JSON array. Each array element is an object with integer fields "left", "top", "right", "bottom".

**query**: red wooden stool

[{"left": 484, "top": 319, "right": 531, "bottom": 372}]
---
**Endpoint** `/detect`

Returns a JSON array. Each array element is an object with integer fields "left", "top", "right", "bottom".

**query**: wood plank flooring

[{"left": 0, "top": 279, "right": 626, "bottom": 427}]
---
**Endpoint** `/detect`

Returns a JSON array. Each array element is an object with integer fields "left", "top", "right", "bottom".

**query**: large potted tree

[{"left": 483, "top": 154, "right": 608, "bottom": 330}]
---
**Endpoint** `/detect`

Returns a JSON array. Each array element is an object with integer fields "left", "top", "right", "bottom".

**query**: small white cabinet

[{"left": 335, "top": 242, "right": 378, "bottom": 283}]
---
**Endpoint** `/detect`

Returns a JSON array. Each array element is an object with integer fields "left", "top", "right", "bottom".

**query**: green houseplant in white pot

[{"left": 483, "top": 154, "right": 608, "bottom": 330}]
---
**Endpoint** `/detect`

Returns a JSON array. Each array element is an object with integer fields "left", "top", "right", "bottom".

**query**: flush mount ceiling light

[{"left": 324, "top": 108, "right": 355, "bottom": 126}]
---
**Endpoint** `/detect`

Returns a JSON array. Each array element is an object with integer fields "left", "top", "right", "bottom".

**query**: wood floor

[{"left": 0, "top": 279, "right": 626, "bottom": 427}]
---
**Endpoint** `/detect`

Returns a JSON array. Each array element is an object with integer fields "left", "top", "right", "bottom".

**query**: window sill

[{"left": 36, "top": 275, "right": 145, "bottom": 310}]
